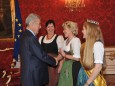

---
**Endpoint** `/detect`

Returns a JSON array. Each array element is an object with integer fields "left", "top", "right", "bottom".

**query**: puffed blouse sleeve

[
  {"left": 94, "top": 42, "right": 104, "bottom": 64},
  {"left": 71, "top": 37, "right": 81, "bottom": 58},
  {"left": 56, "top": 35, "right": 64, "bottom": 50},
  {"left": 38, "top": 36, "right": 43, "bottom": 44}
]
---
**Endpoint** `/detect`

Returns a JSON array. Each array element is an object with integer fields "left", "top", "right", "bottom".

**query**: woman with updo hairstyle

[{"left": 58, "top": 21, "right": 81, "bottom": 86}]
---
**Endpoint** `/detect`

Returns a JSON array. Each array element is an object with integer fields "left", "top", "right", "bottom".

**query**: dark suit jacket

[{"left": 20, "top": 29, "right": 56, "bottom": 86}]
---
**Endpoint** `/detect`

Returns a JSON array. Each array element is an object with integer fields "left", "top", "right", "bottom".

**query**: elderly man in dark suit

[{"left": 20, "top": 13, "right": 61, "bottom": 86}]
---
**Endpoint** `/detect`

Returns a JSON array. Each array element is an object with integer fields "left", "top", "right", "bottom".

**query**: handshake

[
  {"left": 56, "top": 48, "right": 67, "bottom": 65},
  {"left": 56, "top": 54, "right": 64, "bottom": 62},
  {"left": 48, "top": 53, "right": 63, "bottom": 65},
  {"left": 48, "top": 48, "right": 66, "bottom": 65},
  {"left": 56, "top": 48, "right": 67, "bottom": 61}
]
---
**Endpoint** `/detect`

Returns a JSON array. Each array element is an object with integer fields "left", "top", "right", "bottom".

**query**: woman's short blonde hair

[{"left": 62, "top": 21, "right": 78, "bottom": 36}]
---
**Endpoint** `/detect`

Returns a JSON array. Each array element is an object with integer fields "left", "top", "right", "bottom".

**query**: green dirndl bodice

[{"left": 58, "top": 60, "right": 74, "bottom": 86}]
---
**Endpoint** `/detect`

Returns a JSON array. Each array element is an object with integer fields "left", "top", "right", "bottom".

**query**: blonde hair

[
  {"left": 62, "top": 21, "right": 78, "bottom": 36},
  {"left": 82, "top": 22, "right": 104, "bottom": 70}
]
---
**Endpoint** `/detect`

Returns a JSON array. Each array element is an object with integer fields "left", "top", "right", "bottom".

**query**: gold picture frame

[{"left": 0, "top": 0, "right": 15, "bottom": 41}]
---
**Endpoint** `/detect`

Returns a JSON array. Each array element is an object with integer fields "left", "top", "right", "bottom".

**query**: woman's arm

[
  {"left": 59, "top": 48, "right": 80, "bottom": 61},
  {"left": 57, "top": 58, "right": 64, "bottom": 73},
  {"left": 60, "top": 38, "right": 81, "bottom": 61},
  {"left": 85, "top": 42, "right": 104, "bottom": 85},
  {"left": 85, "top": 63, "right": 102, "bottom": 85},
  {"left": 65, "top": 54, "right": 80, "bottom": 61}
]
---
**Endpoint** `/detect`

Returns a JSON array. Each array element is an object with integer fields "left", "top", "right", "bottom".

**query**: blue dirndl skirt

[{"left": 77, "top": 67, "right": 94, "bottom": 86}]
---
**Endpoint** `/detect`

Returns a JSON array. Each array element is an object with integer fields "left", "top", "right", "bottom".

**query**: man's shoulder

[
  {"left": 21, "top": 30, "right": 33, "bottom": 41},
  {"left": 23, "top": 30, "right": 34, "bottom": 37}
]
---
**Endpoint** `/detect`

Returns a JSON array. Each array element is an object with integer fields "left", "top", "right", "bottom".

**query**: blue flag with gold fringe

[{"left": 14, "top": 0, "right": 23, "bottom": 61}]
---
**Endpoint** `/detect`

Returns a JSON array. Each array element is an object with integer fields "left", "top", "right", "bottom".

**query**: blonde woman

[
  {"left": 58, "top": 21, "right": 81, "bottom": 86},
  {"left": 77, "top": 19, "right": 106, "bottom": 86}
]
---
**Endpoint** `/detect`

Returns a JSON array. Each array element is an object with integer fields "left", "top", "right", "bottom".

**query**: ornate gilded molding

[
  {"left": 0, "top": 48, "right": 14, "bottom": 51},
  {"left": 109, "top": 52, "right": 115, "bottom": 60}
]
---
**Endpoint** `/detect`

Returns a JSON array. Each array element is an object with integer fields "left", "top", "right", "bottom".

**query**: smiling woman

[{"left": 0, "top": 0, "right": 15, "bottom": 41}]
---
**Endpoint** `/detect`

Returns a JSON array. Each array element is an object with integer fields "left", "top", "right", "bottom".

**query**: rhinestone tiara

[{"left": 87, "top": 19, "right": 99, "bottom": 25}]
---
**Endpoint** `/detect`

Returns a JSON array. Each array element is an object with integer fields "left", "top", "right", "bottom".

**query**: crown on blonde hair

[{"left": 87, "top": 19, "right": 99, "bottom": 25}]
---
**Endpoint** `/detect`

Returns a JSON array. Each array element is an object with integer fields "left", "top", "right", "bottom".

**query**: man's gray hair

[{"left": 25, "top": 13, "right": 40, "bottom": 26}]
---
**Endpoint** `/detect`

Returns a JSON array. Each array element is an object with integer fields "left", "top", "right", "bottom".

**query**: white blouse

[
  {"left": 39, "top": 34, "right": 64, "bottom": 50},
  {"left": 93, "top": 42, "right": 104, "bottom": 64},
  {"left": 63, "top": 37, "right": 81, "bottom": 58}
]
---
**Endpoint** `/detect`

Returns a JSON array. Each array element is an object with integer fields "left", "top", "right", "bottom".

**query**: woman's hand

[
  {"left": 56, "top": 54, "right": 63, "bottom": 61},
  {"left": 57, "top": 64, "right": 62, "bottom": 74},
  {"left": 59, "top": 48, "right": 66, "bottom": 57},
  {"left": 84, "top": 82, "right": 89, "bottom": 86},
  {"left": 57, "top": 58, "right": 64, "bottom": 73}
]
